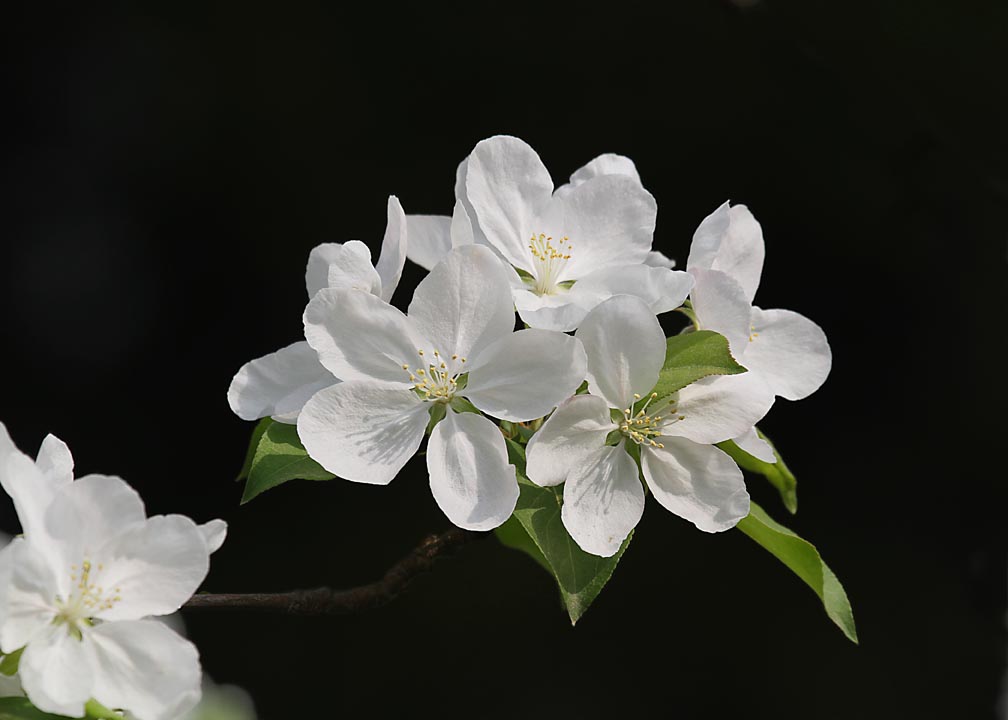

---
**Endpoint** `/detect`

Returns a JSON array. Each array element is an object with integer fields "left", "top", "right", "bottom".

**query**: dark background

[{"left": 2, "top": 2, "right": 1006, "bottom": 717}]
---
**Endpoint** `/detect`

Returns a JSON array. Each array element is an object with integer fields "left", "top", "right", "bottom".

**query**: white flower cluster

[
  {"left": 229, "top": 135, "right": 831, "bottom": 555},
  {"left": 0, "top": 424, "right": 226, "bottom": 719}
]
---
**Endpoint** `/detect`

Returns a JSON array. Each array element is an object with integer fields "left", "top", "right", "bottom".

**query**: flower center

[
  {"left": 527, "top": 233, "right": 572, "bottom": 296},
  {"left": 401, "top": 349, "right": 466, "bottom": 403},
  {"left": 54, "top": 559, "right": 122, "bottom": 639},
  {"left": 619, "top": 392, "right": 685, "bottom": 449}
]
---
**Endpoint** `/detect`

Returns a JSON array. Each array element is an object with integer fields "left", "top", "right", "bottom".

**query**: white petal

[
  {"left": 91, "top": 515, "right": 210, "bottom": 621},
  {"left": 88, "top": 620, "right": 202, "bottom": 720},
  {"left": 573, "top": 265, "right": 694, "bottom": 316},
  {"left": 525, "top": 394, "right": 615, "bottom": 487},
  {"left": 408, "top": 245, "right": 516, "bottom": 362},
  {"left": 569, "top": 153, "right": 642, "bottom": 186},
  {"left": 426, "top": 410, "right": 518, "bottom": 531},
  {"left": 645, "top": 250, "right": 676, "bottom": 268},
  {"left": 464, "top": 135, "right": 554, "bottom": 269},
  {"left": 641, "top": 437, "right": 749, "bottom": 532},
  {"left": 561, "top": 444, "right": 644, "bottom": 557},
  {"left": 465, "top": 329, "right": 587, "bottom": 422},
  {"left": 687, "top": 203, "right": 764, "bottom": 304},
  {"left": 297, "top": 381, "right": 428, "bottom": 486},
  {"left": 19, "top": 624, "right": 92, "bottom": 718},
  {"left": 1, "top": 451, "right": 58, "bottom": 540},
  {"left": 325, "top": 241, "right": 383, "bottom": 296},
  {"left": 539, "top": 174, "right": 655, "bottom": 279},
  {"left": 733, "top": 427, "right": 775, "bottom": 463},
  {"left": 405, "top": 215, "right": 452, "bottom": 271},
  {"left": 1, "top": 540, "right": 59, "bottom": 653},
  {"left": 689, "top": 267, "right": 752, "bottom": 359},
  {"left": 198, "top": 519, "right": 228, "bottom": 554},
  {"left": 744, "top": 307, "right": 832, "bottom": 401},
  {"left": 305, "top": 243, "right": 343, "bottom": 298},
  {"left": 304, "top": 288, "right": 428, "bottom": 383},
  {"left": 663, "top": 373, "right": 775, "bottom": 445},
  {"left": 35, "top": 435, "right": 74, "bottom": 486},
  {"left": 375, "top": 196, "right": 408, "bottom": 302},
  {"left": 512, "top": 287, "right": 589, "bottom": 332},
  {"left": 454, "top": 154, "right": 490, "bottom": 247},
  {"left": 227, "top": 341, "right": 336, "bottom": 423},
  {"left": 0, "top": 422, "right": 17, "bottom": 474},
  {"left": 449, "top": 199, "right": 475, "bottom": 247},
  {"left": 575, "top": 295, "right": 666, "bottom": 411},
  {"left": 42, "top": 475, "right": 147, "bottom": 563}
]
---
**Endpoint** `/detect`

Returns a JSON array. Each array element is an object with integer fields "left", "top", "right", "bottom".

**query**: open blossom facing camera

[
  {"left": 227, "top": 196, "right": 408, "bottom": 424},
  {"left": 686, "top": 202, "right": 832, "bottom": 461},
  {"left": 406, "top": 136, "right": 694, "bottom": 331},
  {"left": 0, "top": 423, "right": 225, "bottom": 720},
  {"left": 298, "top": 244, "right": 587, "bottom": 530},
  {"left": 525, "top": 295, "right": 773, "bottom": 557}
]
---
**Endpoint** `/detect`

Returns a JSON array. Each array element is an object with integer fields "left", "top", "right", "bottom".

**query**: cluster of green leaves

[{"left": 237, "top": 329, "right": 856, "bottom": 642}]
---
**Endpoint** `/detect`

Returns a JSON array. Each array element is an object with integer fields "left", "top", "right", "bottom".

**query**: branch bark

[{"left": 183, "top": 528, "right": 480, "bottom": 615}]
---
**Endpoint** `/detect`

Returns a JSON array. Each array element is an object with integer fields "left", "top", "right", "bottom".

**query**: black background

[{"left": 2, "top": 2, "right": 1007, "bottom": 718}]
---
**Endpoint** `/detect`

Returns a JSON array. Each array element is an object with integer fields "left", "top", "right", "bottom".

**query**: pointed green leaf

[
  {"left": 650, "top": 330, "right": 746, "bottom": 400},
  {"left": 241, "top": 421, "right": 335, "bottom": 504},
  {"left": 494, "top": 439, "right": 631, "bottom": 624},
  {"left": 737, "top": 501, "right": 858, "bottom": 643},
  {"left": 0, "top": 648, "right": 22, "bottom": 677},
  {"left": 717, "top": 428, "right": 797, "bottom": 514},
  {"left": 236, "top": 418, "right": 272, "bottom": 481},
  {"left": 0, "top": 698, "right": 76, "bottom": 720}
]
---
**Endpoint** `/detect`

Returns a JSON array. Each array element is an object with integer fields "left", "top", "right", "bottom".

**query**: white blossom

[
  {"left": 406, "top": 136, "right": 694, "bottom": 331},
  {"left": 525, "top": 296, "right": 773, "bottom": 557},
  {"left": 0, "top": 424, "right": 224, "bottom": 720},
  {"left": 228, "top": 196, "right": 407, "bottom": 424},
  {"left": 687, "top": 202, "right": 832, "bottom": 461},
  {"left": 298, "top": 244, "right": 587, "bottom": 530}
]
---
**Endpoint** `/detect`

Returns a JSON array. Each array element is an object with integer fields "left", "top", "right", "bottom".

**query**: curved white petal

[
  {"left": 645, "top": 250, "right": 676, "bottom": 268},
  {"left": 525, "top": 395, "right": 615, "bottom": 487},
  {"left": 454, "top": 154, "right": 491, "bottom": 248},
  {"left": 198, "top": 519, "right": 228, "bottom": 554},
  {"left": 19, "top": 624, "right": 92, "bottom": 718},
  {"left": 570, "top": 153, "right": 641, "bottom": 186},
  {"left": 88, "top": 620, "right": 202, "bottom": 720},
  {"left": 304, "top": 288, "right": 428, "bottom": 383},
  {"left": 43, "top": 475, "right": 146, "bottom": 559},
  {"left": 687, "top": 203, "right": 764, "bottom": 304},
  {"left": 375, "top": 196, "right": 407, "bottom": 302},
  {"left": 663, "top": 373, "right": 775, "bottom": 445},
  {"left": 1, "top": 452, "right": 58, "bottom": 540},
  {"left": 36, "top": 435, "right": 73, "bottom": 486},
  {"left": 227, "top": 341, "right": 336, "bottom": 423},
  {"left": 465, "top": 329, "right": 587, "bottom": 422},
  {"left": 427, "top": 410, "right": 518, "bottom": 531},
  {"left": 689, "top": 267, "right": 752, "bottom": 359},
  {"left": 539, "top": 174, "right": 655, "bottom": 279},
  {"left": 93, "top": 515, "right": 211, "bottom": 621},
  {"left": 405, "top": 214, "right": 452, "bottom": 271},
  {"left": 573, "top": 265, "right": 694, "bottom": 316},
  {"left": 297, "top": 381, "right": 428, "bottom": 486},
  {"left": 464, "top": 135, "right": 554, "bottom": 269},
  {"left": 733, "top": 427, "right": 775, "bottom": 464},
  {"left": 325, "top": 241, "right": 383, "bottom": 296},
  {"left": 450, "top": 199, "right": 475, "bottom": 247},
  {"left": 641, "top": 437, "right": 749, "bottom": 532},
  {"left": 408, "top": 245, "right": 516, "bottom": 362},
  {"left": 305, "top": 243, "right": 344, "bottom": 298},
  {"left": 0, "top": 422, "right": 17, "bottom": 473},
  {"left": 1, "top": 539, "right": 59, "bottom": 653},
  {"left": 513, "top": 288, "right": 589, "bottom": 332},
  {"left": 745, "top": 307, "right": 832, "bottom": 401},
  {"left": 561, "top": 444, "right": 644, "bottom": 558},
  {"left": 575, "top": 295, "right": 666, "bottom": 411}
]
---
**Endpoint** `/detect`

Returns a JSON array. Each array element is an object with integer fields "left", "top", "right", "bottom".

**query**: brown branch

[{"left": 183, "top": 528, "right": 481, "bottom": 615}]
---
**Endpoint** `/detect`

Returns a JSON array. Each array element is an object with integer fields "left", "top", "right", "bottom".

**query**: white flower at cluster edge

[
  {"left": 525, "top": 295, "right": 774, "bottom": 557},
  {"left": 227, "top": 195, "right": 408, "bottom": 424},
  {"left": 0, "top": 423, "right": 225, "bottom": 720},
  {"left": 297, "top": 244, "right": 587, "bottom": 531}
]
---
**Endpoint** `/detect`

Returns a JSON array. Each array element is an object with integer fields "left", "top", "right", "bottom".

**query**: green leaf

[
  {"left": 717, "top": 428, "right": 797, "bottom": 514},
  {"left": 650, "top": 330, "right": 746, "bottom": 400},
  {"left": 736, "top": 501, "right": 858, "bottom": 643},
  {"left": 494, "top": 439, "right": 631, "bottom": 624},
  {"left": 236, "top": 418, "right": 272, "bottom": 481},
  {"left": 0, "top": 648, "right": 22, "bottom": 676},
  {"left": 241, "top": 421, "right": 335, "bottom": 504},
  {"left": 0, "top": 698, "right": 78, "bottom": 720},
  {"left": 84, "top": 700, "right": 121, "bottom": 720}
]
